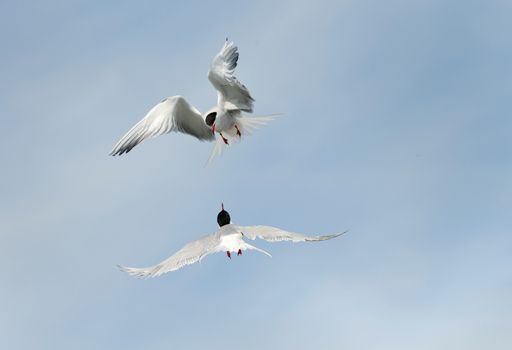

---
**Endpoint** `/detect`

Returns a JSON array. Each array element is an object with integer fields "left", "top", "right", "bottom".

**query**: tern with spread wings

[
  {"left": 119, "top": 204, "right": 347, "bottom": 278},
  {"left": 109, "top": 40, "right": 275, "bottom": 161}
]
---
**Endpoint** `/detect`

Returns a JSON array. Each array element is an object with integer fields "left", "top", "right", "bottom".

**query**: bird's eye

[{"left": 205, "top": 112, "right": 217, "bottom": 126}]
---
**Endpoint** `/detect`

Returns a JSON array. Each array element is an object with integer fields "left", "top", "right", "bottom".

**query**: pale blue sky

[{"left": 1, "top": 1, "right": 511, "bottom": 349}]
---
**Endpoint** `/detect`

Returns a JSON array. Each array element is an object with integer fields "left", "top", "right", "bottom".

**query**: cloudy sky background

[{"left": 1, "top": 0, "right": 511, "bottom": 349}]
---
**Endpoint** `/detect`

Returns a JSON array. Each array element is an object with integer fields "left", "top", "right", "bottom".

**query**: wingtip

[
  {"left": 305, "top": 230, "right": 349, "bottom": 242},
  {"left": 118, "top": 265, "right": 151, "bottom": 279},
  {"left": 109, "top": 146, "right": 124, "bottom": 156},
  {"left": 332, "top": 230, "right": 350, "bottom": 239}
]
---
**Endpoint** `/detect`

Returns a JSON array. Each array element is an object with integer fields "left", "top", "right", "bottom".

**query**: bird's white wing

[
  {"left": 110, "top": 95, "right": 214, "bottom": 156},
  {"left": 239, "top": 225, "right": 347, "bottom": 243},
  {"left": 119, "top": 233, "right": 222, "bottom": 278},
  {"left": 208, "top": 40, "right": 254, "bottom": 112}
]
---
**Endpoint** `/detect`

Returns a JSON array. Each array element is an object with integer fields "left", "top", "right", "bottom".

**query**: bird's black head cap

[
  {"left": 205, "top": 112, "right": 217, "bottom": 127},
  {"left": 217, "top": 203, "right": 231, "bottom": 227}
]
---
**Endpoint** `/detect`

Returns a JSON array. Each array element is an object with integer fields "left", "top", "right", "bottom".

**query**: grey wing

[
  {"left": 110, "top": 95, "right": 214, "bottom": 156},
  {"left": 208, "top": 40, "right": 254, "bottom": 112},
  {"left": 239, "top": 225, "right": 347, "bottom": 243},
  {"left": 118, "top": 233, "right": 222, "bottom": 278}
]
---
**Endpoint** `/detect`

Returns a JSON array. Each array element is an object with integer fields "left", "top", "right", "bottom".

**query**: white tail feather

[
  {"left": 243, "top": 242, "right": 272, "bottom": 257},
  {"left": 206, "top": 114, "right": 279, "bottom": 164},
  {"left": 206, "top": 133, "right": 227, "bottom": 164},
  {"left": 237, "top": 114, "right": 278, "bottom": 135}
]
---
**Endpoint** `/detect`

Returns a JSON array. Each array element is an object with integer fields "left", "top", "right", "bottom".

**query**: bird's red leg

[
  {"left": 226, "top": 251, "right": 231, "bottom": 259},
  {"left": 220, "top": 133, "right": 229, "bottom": 145},
  {"left": 235, "top": 125, "right": 241, "bottom": 137},
  {"left": 237, "top": 249, "right": 242, "bottom": 256}
]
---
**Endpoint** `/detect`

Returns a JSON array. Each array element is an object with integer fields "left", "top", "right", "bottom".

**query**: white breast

[
  {"left": 215, "top": 111, "right": 236, "bottom": 132},
  {"left": 219, "top": 233, "right": 244, "bottom": 253}
]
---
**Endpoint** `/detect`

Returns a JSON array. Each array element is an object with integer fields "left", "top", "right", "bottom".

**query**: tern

[
  {"left": 119, "top": 204, "right": 347, "bottom": 278},
  {"left": 109, "top": 40, "right": 275, "bottom": 161}
]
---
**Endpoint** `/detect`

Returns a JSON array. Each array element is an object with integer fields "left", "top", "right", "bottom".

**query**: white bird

[
  {"left": 109, "top": 40, "right": 275, "bottom": 161},
  {"left": 119, "top": 204, "right": 347, "bottom": 278}
]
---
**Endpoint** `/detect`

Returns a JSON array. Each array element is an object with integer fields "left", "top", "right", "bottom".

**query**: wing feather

[
  {"left": 110, "top": 96, "right": 214, "bottom": 156},
  {"left": 119, "top": 233, "right": 222, "bottom": 278},
  {"left": 208, "top": 40, "right": 254, "bottom": 112},
  {"left": 239, "top": 225, "right": 347, "bottom": 243}
]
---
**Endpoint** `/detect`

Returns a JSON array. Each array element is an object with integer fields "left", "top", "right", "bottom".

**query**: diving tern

[
  {"left": 109, "top": 40, "right": 275, "bottom": 161},
  {"left": 119, "top": 204, "right": 347, "bottom": 278}
]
